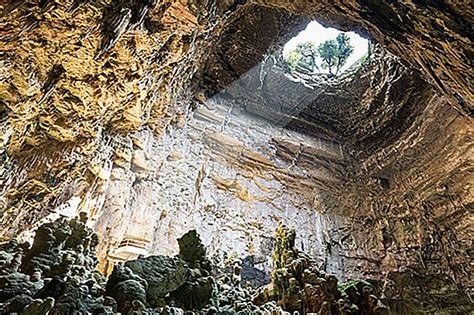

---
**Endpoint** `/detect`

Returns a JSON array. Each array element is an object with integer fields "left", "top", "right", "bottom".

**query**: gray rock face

[
  {"left": 23, "top": 297, "right": 55, "bottom": 315},
  {"left": 104, "top": 231, "right": 214, "bottom": 313},
  {"left": 168, "top": 276, "right": 214, "bottom": 310},
  {"left": 0, "top": 271, "right": 42, "bottom": 302},
  {"left": 178, "top": 230, "right": 207, "bottom": 266},
  {"left": 20, "top": 215, "right": 99, "bottom": 278},
  {"left": 0, "top": 217, "right": 106, "bottom": 314},
  {"left": 2, "top": 294, "right": 34, "bottom": 313},
  {"left": 241, "top": 256, "right": 270, "bottom": 289},
  {"left": 127, "top": 256, "right": 189, "bottom": 298},
  {"left": 108, "top": 279, "right": 147, "bottom": 313}
]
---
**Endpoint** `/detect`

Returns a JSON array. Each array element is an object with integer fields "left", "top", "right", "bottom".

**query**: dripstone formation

[
  {"left": 0, "top": 218, "right": 390, "bottom": 314},
  {"left": 0, "top": 215, "right": 106, "bottom": 314},
  {"left": 254, "top": 225, "right": 388, "bottom": 314},
  {"left": 0, "top": 218, "right": 218, "bottom": 314}
]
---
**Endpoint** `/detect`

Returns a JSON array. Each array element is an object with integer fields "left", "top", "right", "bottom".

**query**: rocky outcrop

[
  {"left": 248, "top": 1, "right": 474, "bottom": 114},
  {"left": 2, "top": 217, "right": 363, "bottom": 314},
  {"left": 20, "top": 213, "right": 98, "bottom": 276},
  {"left": 167, "top": 230, "right": 214, "bottom": 310},
  {"left": 0, "top": 218, "right": 200, "bottom": 313},
  {"left": 2, "top": 0, "right": 470, "bottom": 237},
  {"left": 208, "top": 47, "right": 473, "bottom": 312},
  {"left": 0, "top": 0, "right": 307, "bottom": 265},
  {"left": 106, "top": 256, "right": 188, "bottom": 313},
  {"left": 105, "top": 229, "right": 215, "bottom": 313},
  {"left": 254, "top": 225, "right": 388, "bottom": 314},
  {"left": 0, "top": 216, "right": 107, "bottom": 314},
  {"left": 0, "top": 217, "right": 395, "bottom": 314}
]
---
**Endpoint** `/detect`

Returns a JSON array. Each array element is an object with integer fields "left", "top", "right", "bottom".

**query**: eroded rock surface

[
  {"left": 0, "top": 0, "right": 472, "bottom": 314},
  {"left": 0, "top": 217, "right": 392, "bottom": 314},
  {"left": 255, "top": 225, "right": 388, "bottom": 314},
  {"left": 0, "top": 216, "right": 107, "bottom": 314},
  {"left": 106, "top": 255, "right": 188, "bottom": 313}
]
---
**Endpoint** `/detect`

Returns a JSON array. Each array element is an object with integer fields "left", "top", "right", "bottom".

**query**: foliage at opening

[
  {"left": 286, "top": 42, "right": 319, "bottom": 72},
  {"left": 285, "top": 33, "right": 355, "bottom": 76}
]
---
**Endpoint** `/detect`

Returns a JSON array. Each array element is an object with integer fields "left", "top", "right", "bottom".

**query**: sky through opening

[{"left": 284, "top": 21, "right": 369, "bottom": 73}]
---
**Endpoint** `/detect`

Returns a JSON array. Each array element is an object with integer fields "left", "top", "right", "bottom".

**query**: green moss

[
  {"left": 272, "top": 224, "right": 297, "bottom": 269},
  {"left": 338, "top": 279, "right": 373, "bottom": 295}
]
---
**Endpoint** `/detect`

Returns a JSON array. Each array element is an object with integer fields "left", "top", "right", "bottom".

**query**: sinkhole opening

[{"left": 283, "top": 21, "right": 370, "bottom": 76}]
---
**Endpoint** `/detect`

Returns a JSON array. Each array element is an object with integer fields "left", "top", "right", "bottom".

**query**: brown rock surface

[{"left": 0, "top": 1, "right": 472, "bottom": 313}]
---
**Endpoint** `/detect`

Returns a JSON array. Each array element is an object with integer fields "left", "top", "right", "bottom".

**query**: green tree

[
  {"left": 318, "top": 33, "right": 354, "bottom": 75},
  {"left": 317, "top": 39, "right": 338, "bottom": 75},
  {"left": 285, "top": 41, "right": 319, "bottom": 72}
]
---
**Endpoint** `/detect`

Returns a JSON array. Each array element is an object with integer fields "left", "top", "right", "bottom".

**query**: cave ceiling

[{"left": 0, "top": 0, "right": 473, "bottom": 312}]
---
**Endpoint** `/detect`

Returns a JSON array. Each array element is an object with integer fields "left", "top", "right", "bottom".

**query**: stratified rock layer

[{"left": 0, "top": 1, "right": 472, "bottom": 313}]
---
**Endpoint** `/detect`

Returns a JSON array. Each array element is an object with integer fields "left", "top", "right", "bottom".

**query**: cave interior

[{"left": 0, "top": 0, "right": 472, "bottom": 314}]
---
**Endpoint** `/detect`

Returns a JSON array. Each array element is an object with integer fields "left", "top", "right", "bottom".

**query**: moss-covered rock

[
  {"left": 168, "top": 276, "right": 214, "bottom": 310},
  {"left": 124, "top": 255, "right": 189, "bottom": 303},
  {"left": 105, "top": 255, "right": 188, "bottom": 312},
  {"left": 0, "top": 217, "right": 106, "bottom": 314}
]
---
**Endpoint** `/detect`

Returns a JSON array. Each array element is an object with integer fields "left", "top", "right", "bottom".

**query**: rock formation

[
  {"left": 0, "top": 217, "right": 391, "bottom": 314},
  {"left": 105, "top": 229, "right": 216, "bottom": 313},
  {"left": 0, "top": 0, "right": 472, "bottom": 314},
  {"left": 0, "top": 216, "right": 107, "bottom": 314},
  {"left": 254, "top": 224, "right": 388, "bottom": 314}
]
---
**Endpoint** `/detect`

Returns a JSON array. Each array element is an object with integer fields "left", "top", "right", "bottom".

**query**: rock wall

[
  {"left": 1, "top": 0, "right": 472, "bottom": 313},
  {"left": 194, "top": 50, "right": 474, "bottom": 311},
  {"left": 7, "top": 46, "right": 466, "bottom": 311},
  {"left": 88, "top": 82, "right": 352, "bottom": 274},
  {"left": 0, "top": 0, "right": 303, "bottom": 241}
]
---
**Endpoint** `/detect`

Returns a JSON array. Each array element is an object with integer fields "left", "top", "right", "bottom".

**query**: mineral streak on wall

[{"left": 0, "top": 1, "right": 301, "bottom": 241}]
